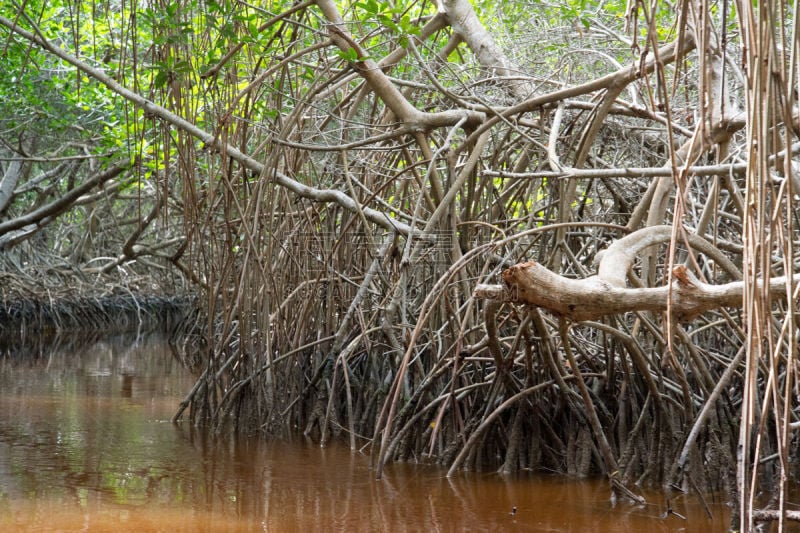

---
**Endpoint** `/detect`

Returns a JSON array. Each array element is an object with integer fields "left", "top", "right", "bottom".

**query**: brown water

[{"left": 0, "top": 334, "right": 733, "bottom": 532}]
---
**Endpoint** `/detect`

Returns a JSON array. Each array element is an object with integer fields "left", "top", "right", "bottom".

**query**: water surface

[{"left": 0, "top": 335, "right": 732, "bottom": 531}]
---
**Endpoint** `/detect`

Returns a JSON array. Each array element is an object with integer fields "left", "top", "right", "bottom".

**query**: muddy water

[{"left": 0, "top": 335, "right": 731, "bottom": 532}]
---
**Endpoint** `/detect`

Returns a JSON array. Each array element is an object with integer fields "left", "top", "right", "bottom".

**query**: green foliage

[
  {"left": 337, "top": 46, "right": 363, "bottom": 62},
  {"left": 0, "top": 5, "right": 131, "bottom": 156}
]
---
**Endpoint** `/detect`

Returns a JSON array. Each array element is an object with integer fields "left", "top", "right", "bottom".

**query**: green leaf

[{"left": 337, "top": 47, "right": 360, "bottom": 62}]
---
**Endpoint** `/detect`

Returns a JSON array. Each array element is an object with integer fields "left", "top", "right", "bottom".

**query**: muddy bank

[{"left": 0, "top": 294, "right": 192, "bottom": 341}]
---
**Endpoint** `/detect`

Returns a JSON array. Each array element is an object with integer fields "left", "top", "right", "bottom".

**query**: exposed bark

[
  {"left": 475, "top": 225, "right": 790, "bottom": 322},
  {"left": 316, "top": 0, "right": 485, "bottom": 129},
  {"left": 0, "top": 158, "right": 24, "bottom": 214},
  {"left": 441, "top": 0, "right": 536, "bottom": 99},
  {"left": 477, "top": 262, "right": 769, "bottom": 322}
]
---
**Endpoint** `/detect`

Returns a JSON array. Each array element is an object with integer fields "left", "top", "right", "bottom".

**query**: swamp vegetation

[{"left": 2, "top": 0, "right": 800, "bottom": 529}]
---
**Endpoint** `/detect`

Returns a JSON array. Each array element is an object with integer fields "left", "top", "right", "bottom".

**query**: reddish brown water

[{"left": 0, "top": 335, "right": 732, "bottom": 532}]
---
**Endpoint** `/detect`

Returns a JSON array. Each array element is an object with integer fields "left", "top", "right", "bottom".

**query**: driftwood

[{"left": 475, "top": 225, "right": 794, "bottom": 322}]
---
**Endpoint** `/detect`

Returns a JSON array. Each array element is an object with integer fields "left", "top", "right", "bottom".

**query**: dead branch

[{"left": 476, "top": 225, "right": 792, "bottom": 322}]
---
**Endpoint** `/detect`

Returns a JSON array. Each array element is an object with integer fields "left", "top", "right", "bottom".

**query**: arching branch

[{"left": 476, "top": 225, "right": 791, "bottom": 322}]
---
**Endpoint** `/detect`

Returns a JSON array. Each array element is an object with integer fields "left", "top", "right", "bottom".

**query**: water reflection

[{"left": 0, "top": 335, "right": 731, "bottom": 532}]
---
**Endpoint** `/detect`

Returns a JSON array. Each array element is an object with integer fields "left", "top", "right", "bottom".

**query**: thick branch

[
  {"left": 442, "top": 0, "right": 536, "bottom": 99},
  {"left": 475, "top": 225, "right": 780, "bottom": 321},
  {"left": 315, "top": 0, "right": 484, "bottom": 129},
  {"left": 597, "top": 225, "right": 741, "bottom": 286},
  {"left": 0, "top": 161, "right": 127, "bottom": 239},
  {"left": 477, "top": 263, "right": 793, "bottom": 322},
  {"left": 458, "top": 37, "right": 695, "bottom": 151},
  {"left": 0, "top": 158, "right": 24, "bottom": 214}
]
